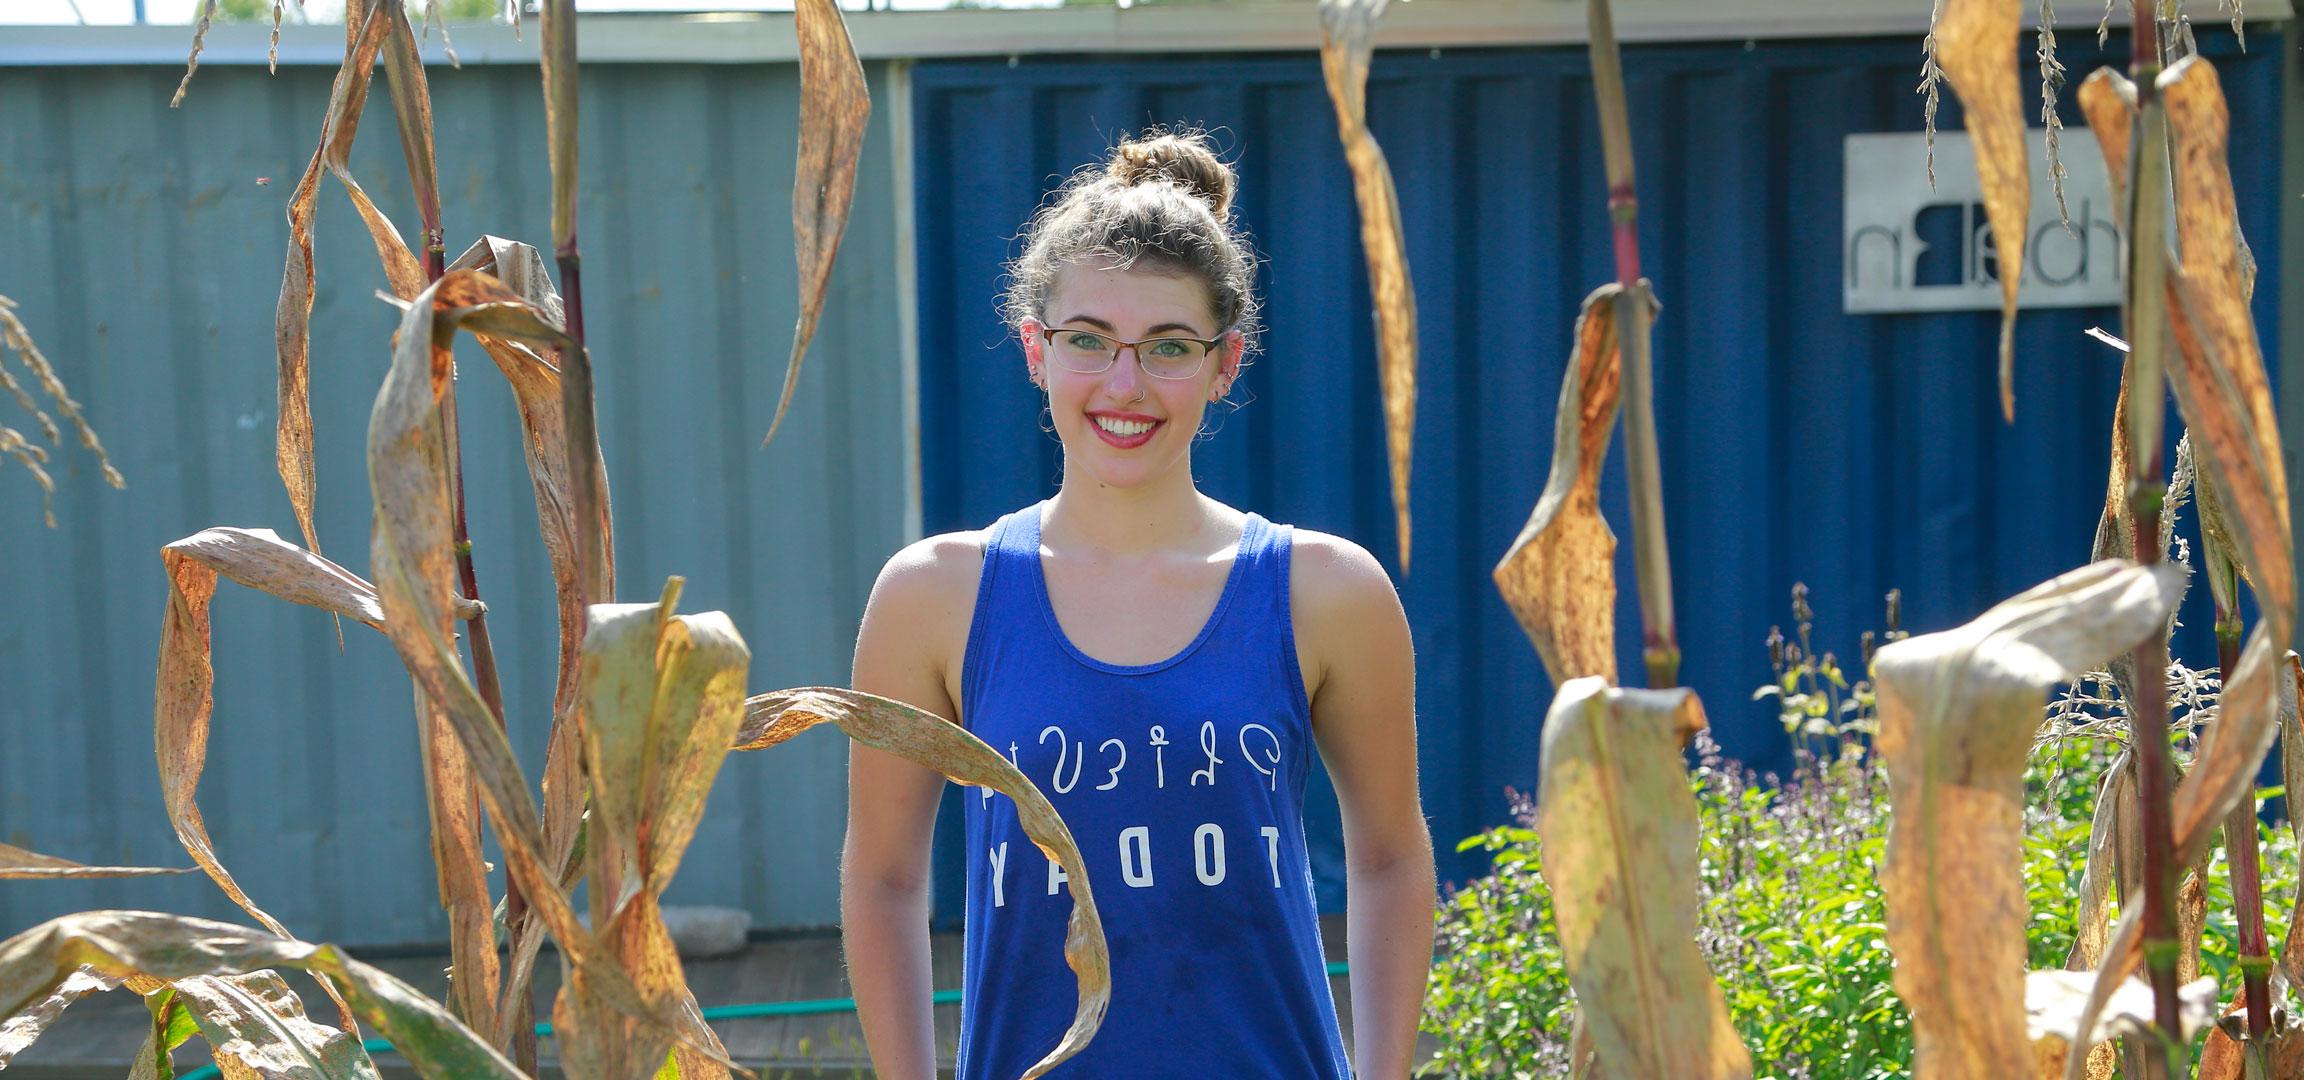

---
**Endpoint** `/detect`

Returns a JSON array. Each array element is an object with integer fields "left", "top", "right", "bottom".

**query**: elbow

[
  {"left": 1347, "top": 832, "right": 1437, "bottom": 883},
  {"left": 840, "top": 831, "right": 933, "bottom": 903}
]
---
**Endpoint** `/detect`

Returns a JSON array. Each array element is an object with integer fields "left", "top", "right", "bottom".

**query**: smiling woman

[{"left": 838, "top": 129, "right": 1436, "bottom": 1079}]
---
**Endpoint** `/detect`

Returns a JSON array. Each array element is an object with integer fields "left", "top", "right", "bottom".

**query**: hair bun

[{"left": 1108, "top": 131, "right": 1236, "bottom": 218}]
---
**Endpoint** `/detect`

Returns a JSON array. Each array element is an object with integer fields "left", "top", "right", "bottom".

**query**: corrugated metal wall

[
  {"left": 0, "top": 59, "right": 911, "bottom": 943},
  {"left": 911, "top": 32, "right": 2287, "bottom": 915}
]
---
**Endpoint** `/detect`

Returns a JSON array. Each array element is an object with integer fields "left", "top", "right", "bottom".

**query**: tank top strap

[
  {"left": 959, "top": 502, "right": 1052, "bottom": 723},
  {"left": 1206, "top": 513, "right": 1307, "bottom": 696},
  {"left": 1214, "top": 511, "right": 1284, "bottom": 625}
]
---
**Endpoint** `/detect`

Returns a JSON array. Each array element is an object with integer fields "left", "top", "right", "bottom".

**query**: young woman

[{"left": 840, "top": 130, "right": 1434, "bottom": 1079}]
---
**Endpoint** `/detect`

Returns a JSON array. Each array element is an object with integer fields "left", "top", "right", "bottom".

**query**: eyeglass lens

[{"left": 1046, "top": 329, "right": 1209, "bottom": 380}]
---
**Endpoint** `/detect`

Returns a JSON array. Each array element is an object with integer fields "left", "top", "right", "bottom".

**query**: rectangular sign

[{"left": 1843, "top": 129, "right": 2120, "bottom": 313}]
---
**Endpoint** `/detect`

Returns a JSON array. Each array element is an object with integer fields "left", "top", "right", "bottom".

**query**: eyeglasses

[{"left": 1035, "top": 324, "right": 1230, "bottom": 381}]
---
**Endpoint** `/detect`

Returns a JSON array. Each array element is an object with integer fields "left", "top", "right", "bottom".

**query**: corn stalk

[
  {"left": 373, "top": 9, "right": 516, "bottom": 1060},
  {"left": 1586, "top": 0, "right": 1675, "bottom": 689},
  {"left": 2119, "top": 6, "right": 2183, "bottom": 1071}
]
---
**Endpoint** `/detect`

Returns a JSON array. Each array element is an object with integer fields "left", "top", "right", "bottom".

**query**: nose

[{"left": 1103, "top": 343, "right": 1146, "bottom": 400}]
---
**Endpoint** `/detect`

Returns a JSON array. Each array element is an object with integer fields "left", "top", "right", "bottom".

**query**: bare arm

[
  {"left": 843, "top": 535, "right": 978, "bottom": 1080},
  {"left": 1297, "top": 533, "right": 1435, "bottom": 1080}
]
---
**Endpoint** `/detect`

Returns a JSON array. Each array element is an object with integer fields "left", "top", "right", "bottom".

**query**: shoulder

[
  {"left": 855, "top": 529, "right": 991, "bottom": 712},
  {"left": 1287, "top": 528, "right": 1400, "bottom": 616},
  {"left": 1286, "top": 528, "right": 1412, "bottom": 691},
  {"left": 867, "top": 529, "right": 988, "bottom": 617}
]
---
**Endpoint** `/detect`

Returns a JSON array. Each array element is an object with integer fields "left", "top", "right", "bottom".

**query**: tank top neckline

[{"left": 1020, "top": 500, "right": 1268, "bottom": 677}]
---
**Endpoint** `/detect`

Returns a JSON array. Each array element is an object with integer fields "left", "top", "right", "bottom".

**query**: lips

[{"left": 1089, "top": 411, "right": 1161, "bottom": 450}]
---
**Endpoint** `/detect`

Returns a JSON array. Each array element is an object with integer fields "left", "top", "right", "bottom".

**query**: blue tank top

[{"left": 955, "top": 502, "right": 1351, "bottom": 1079}]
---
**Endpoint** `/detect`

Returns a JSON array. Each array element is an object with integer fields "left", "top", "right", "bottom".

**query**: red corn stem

[
  {"left": 541, "top": 0, "right": 606, "bottom": 610},
  {"left": 2123, "top": 2, "right": 2182, "bottom": 1073},
  {"left": 1587, "top": 0, "right": 1677, "bottom": 688},
  {"left": 534, "top": 1, "right": 598, "bottom": 1069},
  {"left": 2212, "top": 606, "right": 2276, "bottom": 1041}
]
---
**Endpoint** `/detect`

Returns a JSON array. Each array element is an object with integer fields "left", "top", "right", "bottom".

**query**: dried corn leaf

[
  {"left": 738, "top": 687, "right": 1110, "bottom": 1079},
  {"left": 376, "top": 3, "right": 443, "bottom": 263},
  {"left": 763, "top": 0, "right": 871, "bottom": 446},
  {"left": 1493, "top": 284, "right": 1634, "bottom": 687},
  {"left": 171, "top": 971, "right": 378, "bottom": 1080},
  {"left": 1569, "top": 1018, "right": 1598, "bottom": 1079},
  {"left": 367, "top": 271, "right": 716, "bottom": 1065},
  {"left": 2193, "top": 993, "right": 2249, "bottom": 1080},
  {"left": 0, "top": 912, "right": 519, "bottom": 1076},
  {"left": 0, "top": 968, "right": 116, "bottom": 1064},
  {"left": 276, "top": 0, "right": 427, "bottom": 562},
  {"left": 368, "top": 269, "right": 581, "bottom": 958},
  {"left": 0, "top": 842, "right": 190, "bottom": 880},
  {"left": 2178, "top": 864, "right": 2209, "bottom": 983},
  {"left": 1872, "top": 560, "right": 2186, "bottom": 1080},
  {"left": 2284, "top": 652, "right": 2304, "bottom": 986},
  {"left": 2063, "top": 749, "right": 2135, "bottom": 972},
  {"left": 2077, "top": 67, "right": 2137, "bottom": 213},
  {"left": 557, "top": 892, "right": 734, "bottom": 1080},
  {"left": 1931, "top": 0, "right": 2029, "bottom": 421},
  {"left": 169, "top": 527, "right": 394, "bottom": 626},
  {"left": 556, "top": 582, "right": 748, "bottom": 1080},
  {"left": 2074, "top": 64, "right": 2148, "bottom": 706},
  {"left": 1318, "top": 0, "right": 1418, "bottom": 572},
  {"left": 2197, "top": 993, "right": 2304, "bottom": 1080},
  {"left": 2158, "top": 52, "right": 2291, "bottom": 880},
  {"left": 415, "top": 687, "right": 496, "bottom": 1038},
  {"left": 582, "top": 582, "right": 750, "bottom": 899},
  {"left": 443, "top": 236, "right": 609, "bottom": 1041},
  {"left": 2027, "top": 969, "right": 2218, "bottom": 1070},
  {"left": 152, "top": 526, "right": 488, "bottom": 1037},
  {"left": 2086, "top": 352, "right": 2135, "bottom": 569},
  {"left": 157, "top": 526, "right": 411, "bottom": 1033},
  {"left": 1537, "top": 676, "right": 1752, "bottom": 1079}
]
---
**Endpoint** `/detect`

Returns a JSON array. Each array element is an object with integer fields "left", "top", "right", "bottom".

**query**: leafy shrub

[{"left": 1419, "top": 701, "right": 2301, "bottom": 1080}]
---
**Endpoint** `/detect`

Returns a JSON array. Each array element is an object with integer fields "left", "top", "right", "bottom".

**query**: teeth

[{"left": 1095, "top": 416, "right": 1154, "bottom": 437}]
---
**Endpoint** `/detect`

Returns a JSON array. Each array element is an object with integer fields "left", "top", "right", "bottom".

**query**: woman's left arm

[{"left": 1296, "top": 533, "right": 1435, "bottom": 1080}]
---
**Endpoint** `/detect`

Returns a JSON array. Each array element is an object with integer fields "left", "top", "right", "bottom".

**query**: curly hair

[{"left": 1000, "top": 129, "right": 1262, "bottom": 354}]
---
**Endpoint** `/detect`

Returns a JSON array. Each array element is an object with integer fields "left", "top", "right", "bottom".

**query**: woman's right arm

[{"left": 842, "top": 535, "right": 979, "bottom": 1080}]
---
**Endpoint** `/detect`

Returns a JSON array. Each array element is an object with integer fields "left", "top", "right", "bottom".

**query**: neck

[{"left": 1044, "top": 456, "right": 1213, "bottom": 556}]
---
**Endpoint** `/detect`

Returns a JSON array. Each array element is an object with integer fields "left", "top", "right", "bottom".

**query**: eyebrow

[{"left": 1051, "top": 314, "right": 1208, "bottom": 337}]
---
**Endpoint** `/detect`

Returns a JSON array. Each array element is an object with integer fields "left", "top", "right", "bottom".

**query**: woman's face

[{"left": 1022, "top": 262, "right": 1241, "bottom": 491}]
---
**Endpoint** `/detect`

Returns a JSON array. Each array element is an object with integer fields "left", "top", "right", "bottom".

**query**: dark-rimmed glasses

[{"left": 1036, "top": 324, "right": 1230, "bottom": 381}]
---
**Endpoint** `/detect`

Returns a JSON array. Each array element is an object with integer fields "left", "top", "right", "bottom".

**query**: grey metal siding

[{"left": 0, "top": 59, "right": 909, "bottom": 943}]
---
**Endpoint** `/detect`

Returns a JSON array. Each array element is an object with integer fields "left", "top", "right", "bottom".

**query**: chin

[{"left": 1061, "top": 433, "right": 1185, "bottom": 489}]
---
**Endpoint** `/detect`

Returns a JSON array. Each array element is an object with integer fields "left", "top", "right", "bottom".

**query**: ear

[
  {"left": 1210, "top": 331, "right": 1244, "bottom": 400},
  {"left": 1019, "top": 318, "right": 1046, "bottom": 387}
]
